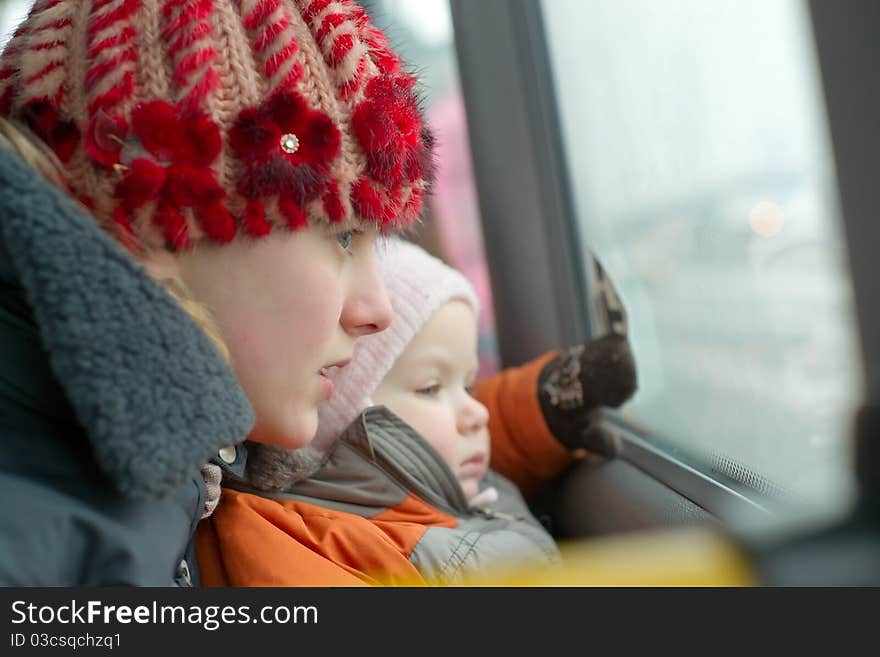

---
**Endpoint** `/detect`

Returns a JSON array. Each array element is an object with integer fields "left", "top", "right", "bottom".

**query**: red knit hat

[{"left": 0, "top": 0, "right": 434, "bottom": 251}]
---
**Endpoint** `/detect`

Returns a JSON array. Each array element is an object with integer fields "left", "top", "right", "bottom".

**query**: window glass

[
  {"left": 0, "top": 0, "right": 31, "bottom": 50},
  {"left": 364, "top": 0, "right": 500, "bottom": 377},
  {"left": 542, "top": 0, "right": 860, "bottom": 513}
]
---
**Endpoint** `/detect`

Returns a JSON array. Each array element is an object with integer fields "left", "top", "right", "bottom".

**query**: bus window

[
  {"left": 541, "top": 0, "right": 860, "bottom": 516},
  {"left": 363, "top": 0, "right": 501, "bottom": 378},
  {"left": 0, "top": 0, "right": 29, "bottom": 50}
]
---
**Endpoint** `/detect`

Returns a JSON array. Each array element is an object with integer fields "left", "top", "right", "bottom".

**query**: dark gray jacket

[{"left": 0, "top": 146, "right": 254, "bottom": 585}]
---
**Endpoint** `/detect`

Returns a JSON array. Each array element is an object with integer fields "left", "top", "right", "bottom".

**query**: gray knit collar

[
  {"left": 0, "top": 147, "right": 254, "bottom": 499},
  {"left": 239, "top": 406, "right": 472, "bottom": 516}
]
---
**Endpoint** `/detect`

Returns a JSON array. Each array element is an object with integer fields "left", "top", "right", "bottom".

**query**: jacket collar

[
  {"left": 0, "top": 147, "right": 254, "bottom": 499},
  {"left": 237, "top": 406, "right": 472, "bottom": 515}
]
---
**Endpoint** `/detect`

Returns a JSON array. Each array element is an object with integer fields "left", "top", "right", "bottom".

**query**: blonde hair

[
  {"left": 0, "top": 117, "right": 231, "bottom": 362},
  {"left": 0, "top": 117, "right": 68, "bottom": 188},
  {"left": 153, "top": 274, "right": 231, "bottom": 362}
]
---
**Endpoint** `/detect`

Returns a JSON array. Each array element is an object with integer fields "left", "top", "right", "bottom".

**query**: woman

[{"left": 0, "top": 0, "right": 432, "bottom": 585}]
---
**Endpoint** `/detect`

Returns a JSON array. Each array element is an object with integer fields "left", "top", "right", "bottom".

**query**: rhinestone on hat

[{"left": 280, "top": 133, "right": 300, "bottom": 154}]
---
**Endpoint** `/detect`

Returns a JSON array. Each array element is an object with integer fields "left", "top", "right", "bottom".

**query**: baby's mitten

[
  {"left": 537, "top": 251, "right": 637, "bottom": 457},
  {"left": 537, "top": 335, "right": 637, "bottom": 456}
]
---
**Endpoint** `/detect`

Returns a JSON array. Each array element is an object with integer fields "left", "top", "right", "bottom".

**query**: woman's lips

[
  {"left": 317, "top": 359, "right": 350, "bottom": 401},
  {"left": 318, "top": 369, "right": 334, "bottom": 400}
]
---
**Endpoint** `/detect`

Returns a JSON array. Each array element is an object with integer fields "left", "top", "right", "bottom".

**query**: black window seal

[{"left": 449, "top": 0, "right": 590, "bottom": 368}]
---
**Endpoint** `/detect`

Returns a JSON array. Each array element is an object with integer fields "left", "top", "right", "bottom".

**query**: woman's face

[{"left": 172, "top": 225, "right": 392, "bottom": 448}]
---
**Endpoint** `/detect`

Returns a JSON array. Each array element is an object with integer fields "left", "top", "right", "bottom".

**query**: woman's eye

[
  {"left": 416, "top": 384, "right": 441, "bottom": 397},
  {"left": 336, "top": 230, "right": 353, "bottom": 251}
]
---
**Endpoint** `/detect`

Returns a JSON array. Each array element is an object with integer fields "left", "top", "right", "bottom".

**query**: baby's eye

[
  {"left": 336, "top": 230, "right": 353, "bottom": 251},
  {"left": 465, "top": 384, "right": 476, "bottom": 397},
  {"left": 416, "top": 384, "right": 441, "bottom": 397}
]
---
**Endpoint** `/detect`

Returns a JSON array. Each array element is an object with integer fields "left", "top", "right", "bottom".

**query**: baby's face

[{"left": 373, "top": 301, "right": 490, "bottom": 501}]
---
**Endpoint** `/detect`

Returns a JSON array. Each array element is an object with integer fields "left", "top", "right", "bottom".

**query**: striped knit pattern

[
  {"left": 161, "top": 0, "right": 220, "bottom": 114},
  {"left": 15, "top": 0, "right": 77, "bottom": 108},
  {"left": 86, "top": 0, "right": 139, "bottom": 116},
  {"left": 241, "top": 0, "right": 302, "bottom": 95},
  {"left": 299, "top": 0, "right": 374, "bottom": 101},
  {"left": 0, "top": 0, "right": 433, "bottom": 251},
  {"left": 0, "top": 24, "right": 31, "bottom": 115}
]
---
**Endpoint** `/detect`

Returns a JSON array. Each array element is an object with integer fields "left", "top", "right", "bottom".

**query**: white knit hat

[{"left": 314, "top": 238, "right": 480, "bottom": 447}]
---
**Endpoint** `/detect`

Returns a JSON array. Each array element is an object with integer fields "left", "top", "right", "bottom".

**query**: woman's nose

[{"left": 340, "top": 258, "right": 393, "bottom": 338}]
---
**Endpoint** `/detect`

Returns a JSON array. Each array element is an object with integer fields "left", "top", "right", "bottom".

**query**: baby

[{"left": 316, "top": 237, "right": 501, "bottom": 508}]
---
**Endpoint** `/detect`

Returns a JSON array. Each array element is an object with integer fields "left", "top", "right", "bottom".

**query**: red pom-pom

[
  {"left": 380, "top": 186, "right": 403, "bottom": 225},
  {"left": 352, "top": 96, "right": 392, "bottom": 149},
  {"left": 197, "top": 199, "right": 237, "bottom": 243},
  {"left": 188, "top": 166, "right": 225, "bottom": 201},
  {"left": 230, "top": 108, "right": 280, "bottom": 161},
  {"left": 130, "top": 101, "right": 222, "bottom": 167},
  {"left": 116, "top": 157, "right": 167, "bottom": 210},
  {"left": 278, "top": 196, "right": 308, "bottom": 230},
  {"left": 322, "top": 182, "right": 345, "bottom": 223},
  {"left": 352, "top": 75, "right": 424, "bottom": 187},
  {"left": 302, "top": 110, "right": 341, "bottom": 163},
  {"left": 110, "top": 100, "right": 233, "bottom": 247},
  {"left": 400, "top": 186, "right": 424, "bottom": 225},
  {"left": 164, "top": 164, "right": 224, "bottom": 205},
  {"left": 23, "top": 100, "right": 80, "bottom": 163},
  {"left": 131, "top": 101, "right": 183, "bottom": 163},
  {"left": 352, "top": 180, "right": 402, "bottom": 226},
  {"left": 265, "top": 90, "right": 310, "bottom": 131},
  {"left": 178, "top": 112, "right": 222, "bottom": 166},
  {"left": 350, "top": 177, "right": 384, "bottom": 225},
  {"left": 243, "top": 199, "right": 272, "bottom": 237}
]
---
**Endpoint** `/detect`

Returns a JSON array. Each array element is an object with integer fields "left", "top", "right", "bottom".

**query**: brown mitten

[{"left": 537, "top": 252, "right": 637, "bottom": 457}]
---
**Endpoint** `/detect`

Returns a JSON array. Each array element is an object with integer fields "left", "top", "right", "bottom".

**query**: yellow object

[{"left": 466, "top": 527, "right": 756, "bottom": 587}]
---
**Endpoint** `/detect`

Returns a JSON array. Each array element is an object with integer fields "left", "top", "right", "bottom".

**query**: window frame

[
  {"left": 448, "top": 0, "right": 590, "bottom": 370},
  {"left": 808, "top": 0, "right": 880, "bottom": 509}
]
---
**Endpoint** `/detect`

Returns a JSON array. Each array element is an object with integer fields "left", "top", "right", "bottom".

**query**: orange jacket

[{"left": 196, "top": 352, "right": 576, "bottom": 586}]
